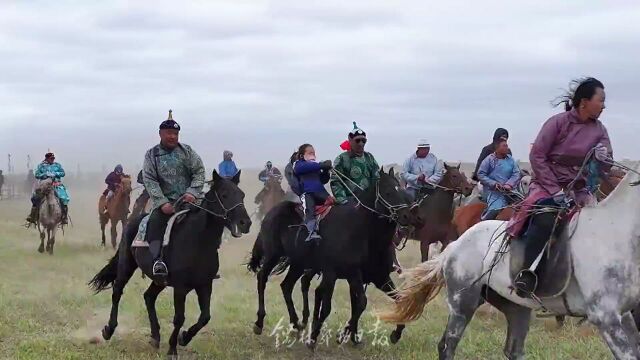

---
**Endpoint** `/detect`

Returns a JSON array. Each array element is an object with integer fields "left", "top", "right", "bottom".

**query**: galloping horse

[
  {"left": 35, "top": 179, "right": 63, "bottom": 255},
  {"left": 255, "top": 175, "right": 285, "bottom": 221},
  {"left": 382, "top": 164, "right": 640, "bottom": 360},
  {"left": 98, "top": 175, "right": 132, "bottom": 249},
  {"left": 89, "top": 170, "right": 251, "bottom": 358},
  {"left": 406, "top": 164, "right": 474, "bottom": 262}
]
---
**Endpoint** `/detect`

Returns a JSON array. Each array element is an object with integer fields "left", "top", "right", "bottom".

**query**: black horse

[
  {"left": 89, "top": 170, "right": 251, "bottom": 357},
  {"left": 248, "top": 168, "right": 416, "bottom": 348}
]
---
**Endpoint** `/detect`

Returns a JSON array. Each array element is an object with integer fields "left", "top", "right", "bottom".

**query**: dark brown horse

[
  {"left": 254, "top": 176, "right": 285, "bottom": 221},
  {"left": 409, "top": 164, "right": 474, "bottom": 262}
]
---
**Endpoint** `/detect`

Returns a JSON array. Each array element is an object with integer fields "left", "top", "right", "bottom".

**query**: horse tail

[
  {"left": 88, "top": 251, "right": 119, "bottom": 293},
  {"left": 247, "top": 234, "right": 264, "bottom": 273},
  {"left": 378, "top": 251, "right": 446, "bottom": 324}
]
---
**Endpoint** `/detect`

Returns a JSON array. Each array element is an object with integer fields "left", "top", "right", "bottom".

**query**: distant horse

[
  {"left": 409, "top": 164, "right": 474, "bottom": 262},
  {"left": 98, "top": 175, "right": 132, "bottom": 249},
  {"left": 89, "top": 170, "right": 251, "bottom": 358},
  {"left": 35, "top": 179, "right": 63, "bottom": 255},
  {"left": 255, "top": 176, "right": 285, "bottom": 221}
]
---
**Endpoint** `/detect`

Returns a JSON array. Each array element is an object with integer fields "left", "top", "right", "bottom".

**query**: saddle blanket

[{"left": 131, "top": 209, "right": 190, "bottom": 248}]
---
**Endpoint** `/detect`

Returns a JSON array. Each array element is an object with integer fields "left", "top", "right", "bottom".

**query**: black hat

[
  {"left": 159, "top": 110, "right": 181, "bottom": 131},
  {"left": 45, "top": 152, "right": 55, "bottom": 159}
]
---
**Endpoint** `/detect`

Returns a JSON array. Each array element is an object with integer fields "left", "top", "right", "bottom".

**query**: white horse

[
  {"left": 36, "top": 179, "right": 63, "bottom": 255},
  {"left": 382, "top": 163, "right": 640, "bottom": 359}
]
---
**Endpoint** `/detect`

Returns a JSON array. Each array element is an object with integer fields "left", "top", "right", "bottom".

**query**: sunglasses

[{"left": 354, "top": 138, "right": 367, "bottom": 144}]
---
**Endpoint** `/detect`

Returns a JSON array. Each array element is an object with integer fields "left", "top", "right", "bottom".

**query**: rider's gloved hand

[
  {"left": 594, "top": 143, "right": 610, "bottom": 162},
  {"left": 320, "top": 160, "right": 333, "bottom": 170}
]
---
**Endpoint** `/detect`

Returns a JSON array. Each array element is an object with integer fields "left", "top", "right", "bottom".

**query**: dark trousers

[
  {"left": 521, "top": 199, "right": 559, "bottom": 269},
  {"left": 303, "top": 190, "right": 330, "bottom": 223},
  {"left": 146, "top": 207, "right": 172, "bottom": 258}
]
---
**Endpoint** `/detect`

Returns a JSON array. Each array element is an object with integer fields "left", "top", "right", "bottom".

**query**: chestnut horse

[{"left": 98, "top": 175, "right": 132, "bottom": 249}]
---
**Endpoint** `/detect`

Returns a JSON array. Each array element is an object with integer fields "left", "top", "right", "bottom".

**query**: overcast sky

[{"left": 2, "top": 1, "right": 639, "bottom": 173}]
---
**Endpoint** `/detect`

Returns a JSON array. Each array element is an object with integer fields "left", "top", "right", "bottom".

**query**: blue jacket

[
  {"left": 293, "top": 160, "right": 329, "bottom": 194},
  {"left": 477, "top": 154, "right": 520, "bottom": 198},
  {"left": 218, "top": 160, "right": 239, "bottom": 178}
]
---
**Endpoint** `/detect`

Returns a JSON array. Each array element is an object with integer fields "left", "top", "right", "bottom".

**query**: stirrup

[
  {"left": 514, "top": 269, "right": 538, "bottom": 297},
  {"left": 153, "top": 260, "right": 168, "bottom": 276}
]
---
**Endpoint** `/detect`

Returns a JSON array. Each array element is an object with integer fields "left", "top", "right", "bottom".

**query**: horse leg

[
  {"left": 420, "top": 240, "right": 431, "bottom": 262},
  {"left": 280, "top": 265, "right": 305, "bottom": 331},
  {"left": 301, "top": 270, "right": 313, "bottom": 328},
  {"left": 338, "top": 272, "right": 366, "bottom": 345},
  {"left": 168, "top": 287, "right": 188, "bottom": 357},
  {"left": 589, "top": 310, "right": 638, "bottom": 360},
  {"left": 437, "top": 281, "right": 482, "bottom": 360},
  {"left": 102, "top": 258, "right": 137, "bottom": 341},
  {"left": 376, "top": 277, "right": 406, "bottom": 344},
  {"left": 38, "top": 228, "right": 45, "bottom": 253},
  {"left": 253, "top": 257, "right": 279, "bottom": 335},
  {"left": 307, "top": 271, "right": 337, "bottom": 349},
  {"left": 143, "top": 282, "right": 165, "bottom": 349},
  {"left": 484, "top": 288, "right": 531, "bottom": 360},
  {"left": 110, "top": 220, "right": 118, "bottom": 249},
  {"left": 46, "top": 228, "right": 55, "bottom": 255},
  {"left": 100, "top": 218, "right": 107, "bottom": 247},
  {"left": 179, "top": 283, "right": 212, "bottom": 347},
  {"left": 621, "top": 311, "right": 640, "bottom": 357}
]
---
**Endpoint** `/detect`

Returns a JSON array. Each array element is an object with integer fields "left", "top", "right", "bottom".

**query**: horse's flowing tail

[
  {"left": 88, "top": 251, "right": 119, "bottom": 293},
  {"left": 247, "top": 234, "right": 264, "bottom": 273},
  {"left": 378, "top": 253, "right": 446, "bottom": 324}
]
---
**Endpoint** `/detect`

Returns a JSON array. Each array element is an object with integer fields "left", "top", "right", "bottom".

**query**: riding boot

[
  {"left": 26, "top": 206, "right": 38, "bottom": 224},
  {"left": 61, "top": 205, "right": 69, "bottom": 225},
  {"left": 514, "top": 211, "right": 557, "bottom": 297},
  {"left": 149, "top": 240, "right": 168, "bottom": 276},
  {"left": 304, "top": 219, "right": 321, "bottom": 243}
]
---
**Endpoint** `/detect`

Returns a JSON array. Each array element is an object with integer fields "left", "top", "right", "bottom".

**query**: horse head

[
  {"left": 265, "top": 175, "right": 283, "bottom": 192},
  {"left": 120, "top": 175, "right": 132, "bottom": 194},
  {"left": 377, "top": 167, "right": 413, "bottom": 227},
  {"left": 38, "top": 178, "right": 54, "bottom": 195},
  {"left": 205, "top": 170, "right": 252, "bottom": 238},
  {"left": 441, "top": 163, "right": 474, "bottom": 196}
]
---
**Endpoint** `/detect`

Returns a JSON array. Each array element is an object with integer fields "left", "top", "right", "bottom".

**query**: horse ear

[
  {"left": 379, "top": 166, "right": 385, "bottom": 175},
  {"left": 232, "top": 170, "right": 241, "bottom": 185},
  {"left": 457, "top": 163, "right": 461, "bottom": 170},
  {"left": 389, "top": 167, "right": 395, "bottom": 178},
  {"left": 444, "top": 163, "right": 450, "bottom": 170},
  {"left": 211, "top": 170, "right": 222, "bottom": 184}
]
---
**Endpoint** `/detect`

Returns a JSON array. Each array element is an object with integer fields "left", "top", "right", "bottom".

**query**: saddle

[
  {"left": 508, "top": 208, "right": 580, "bottom": 298},
  {"left": 295, "top": 197, "right": 335, "bottom": 223},
  {"left": 131, "top": 209, "right": 190, "bottom": 248}
]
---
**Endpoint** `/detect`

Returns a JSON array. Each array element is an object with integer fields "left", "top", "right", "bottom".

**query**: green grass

[{"left": 0, "top": 190, "right": 611, "bottom": 359}]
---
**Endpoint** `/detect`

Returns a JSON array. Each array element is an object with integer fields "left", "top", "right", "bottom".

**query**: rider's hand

[
  {"left": 417, "top": 174, "right": 426, "bottom": 183},
  {"left": 502, "top": 184, "right": 513, "bottom": 191},
  {"left": 46, "top": 172, "right": 55, "bottom": 178},
  {"left": 183, "top": 193, "right": 196, "bottom": 203},
  {"left": 320, "top": 160, "right": 333, "bottom": 170},
  {"left": 594, "top": 143, "right": 610, "bottom": 162},
  {"left": 494, "top": 183, "right": 504, "bottom": 191},
  {"left": 552, "top": 190, "right": 567, "bottom": 205},
  {"left": 161, "top": 203, "right": 175, "bottom": 215}
]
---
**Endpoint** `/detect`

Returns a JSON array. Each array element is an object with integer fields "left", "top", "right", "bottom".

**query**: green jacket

[
  {"left": 330, "top": 151, "right": 380, "bottom": 204},
  {"left": 142, "top": 143, "right": 205, "bottom": 209}
]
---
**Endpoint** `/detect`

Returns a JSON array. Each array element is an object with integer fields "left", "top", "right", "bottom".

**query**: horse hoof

[
  {"left": 336, "top": 329, "right": 350, "bottom": 344},
  {"left": 102, "top": 326, "right": 113, "bottom": 341},
  {"left": 253, "top": 324, "right": 263, "bottom": 335},
  {"left": 178, "top": 331, "right": 189, "bottom": 347},
  {"left": 390, "top": 330, "right": 401, "bottom": 345},
  {"left": 37, "top": 245, "right": 44, "bottom": 253},
  {"left": 166, "top": 353, "right": 178, "bottom": 360},
  {"left": 305, "top": 339, "right": 316, "bottom": 351},
  {"left": 149, "top": 337, "right": 160, "bottom": 349},
  {"left": 293, "top": 323, "right": 305, "bottom": 332}
]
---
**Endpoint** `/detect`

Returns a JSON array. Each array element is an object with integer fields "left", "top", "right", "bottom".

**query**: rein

[
  {"left": 185, "top": 191, "right": 245, "bottom": 220},
  {"left": 331, "top": 168, "right": 408, "bottom": 221}
]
